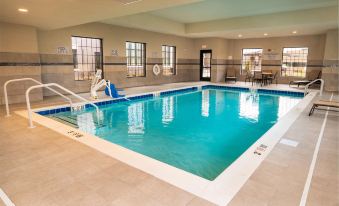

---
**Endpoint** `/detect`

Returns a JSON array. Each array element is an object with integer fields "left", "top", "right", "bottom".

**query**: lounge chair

[
  {"left": 289, "top": 70, "right": 322, "bottom": 87},
  {"left": 309, "top": 100, "right": 339, "bottom": 116},
  {"left": 225, "top": 69, "right": 237, "bottom": 82}
]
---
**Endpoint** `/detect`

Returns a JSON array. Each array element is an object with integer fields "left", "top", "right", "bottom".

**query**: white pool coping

[{"left": 15, "top": 85, "right": 317, "bottom": 206}]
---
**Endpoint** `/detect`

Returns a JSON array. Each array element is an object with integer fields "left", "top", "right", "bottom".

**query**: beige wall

[
  {"left": 323, "top": 29, "right": 339, "bottom": 60},
  {"left": 0, "top": 21, "right": 337, "bottom": 104},
  {"left": 192, "top": 38, "right": 230, "bottom": 82},
  {"left": 0, "top": 22, "right": 39, "bottom": 53},
  {"left": 0, "top": 22, "right": 42, "bottom": 105},
  {"left": 37, "top": 22, "right": 199, "bottom": 96},
  {"left": 38, "top": 22, "right": 195, "bottom": 59},
  {"left": 191, "top": 35, "right": 327, "bottom": 84},
  {"left": 227, "top": 35, "right": 326, "bottom": 84},
  {"left": 322, "top": 29, "right": 339, "bottom": 91}
]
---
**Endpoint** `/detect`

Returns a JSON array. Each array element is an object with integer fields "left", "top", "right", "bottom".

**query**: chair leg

[{"left": 309, "top": 105, "right": 316, "bottom": 116}]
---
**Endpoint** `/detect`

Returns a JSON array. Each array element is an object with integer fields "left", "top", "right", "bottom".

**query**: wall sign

[
  {"left": 57, "top": 47, "right": 68, "bottom": 54},
  {"left": 263, "top": 52, "right": 280, "bottom": 60},
  {"left": 111, "top": 49, "right": 118, "bottom": 56}
]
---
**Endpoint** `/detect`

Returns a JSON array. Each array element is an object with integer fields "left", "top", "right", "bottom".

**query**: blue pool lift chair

[{"left": 105, "top": 83, "right": 125, "bottom": 98}]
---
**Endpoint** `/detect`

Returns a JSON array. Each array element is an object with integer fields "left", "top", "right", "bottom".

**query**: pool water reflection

[{"left": 49, "top": 89, "right": 302, "bottom": 180}]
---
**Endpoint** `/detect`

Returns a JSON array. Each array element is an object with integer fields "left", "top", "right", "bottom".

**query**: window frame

[
  {"left": 126, "top": 41, "right": 146, "bottom": 78},
  {"left": 281, "top": 47, "right": 309, "bottom": 78},
  {"left": 71, "top": 35, "right": 103, "bottom": 81},
  {"left": 162, "top": 45, "right": 176, "bottom": 75},
  {"left": 241, "top": 48, "right": 263, "bottom": 74}
]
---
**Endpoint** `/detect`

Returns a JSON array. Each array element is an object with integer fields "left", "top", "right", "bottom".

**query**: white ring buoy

[{"left": 153, "top": 64, "right": 161, "bottom": 76}]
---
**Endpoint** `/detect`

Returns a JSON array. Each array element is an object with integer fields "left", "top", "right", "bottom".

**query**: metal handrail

[
  {"left": 4, "top": 78, "right": 73, "bottom": 117},
  {"left": 305, "top": 79, "right": 324, "bottom": 96},
  {"left": 26, "top": 83, "right": 100, "bottom": 128}
]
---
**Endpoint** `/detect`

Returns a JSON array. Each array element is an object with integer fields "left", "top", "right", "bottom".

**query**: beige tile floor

[{"left": 0, "top": 82, "right": 338, "bottom": 206}]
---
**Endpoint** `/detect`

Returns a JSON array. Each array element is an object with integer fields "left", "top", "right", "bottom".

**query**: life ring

[{"left": 153, "top": 64, "right": 161, "bottom": 76}]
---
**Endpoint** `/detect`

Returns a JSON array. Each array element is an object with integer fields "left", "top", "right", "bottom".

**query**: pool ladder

[
  {"left": 4, "top": 78, "right": 100, "bottom": 128},
  {"left": 304, "top": 79, "right": 324, "bottom": 96}
]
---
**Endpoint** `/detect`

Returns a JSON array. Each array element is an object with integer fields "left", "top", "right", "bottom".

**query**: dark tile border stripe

[
  {"left": 257, "top": 89, "right": 304, "bottom": 97},
  {"left": 0, "top": 62, "right": 41, "bottom": 66},
  {"left": 159, "top": 87, "right": 198, "bottom": 96},
  {"left": 202, "top": 85, "right": 249, "bottom": 92},
  {"left": 36, "top": 93, "right": 154, "bottom": 116},
  {"left": 0, "top": 62, "right": 325, "bottom": 67},
  {"left": 36, "top": 85, "right": 303, "bottom": 116}
]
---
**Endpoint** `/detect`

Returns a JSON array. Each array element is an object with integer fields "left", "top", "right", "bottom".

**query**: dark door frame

[{"left": 200, "top": 50, "right": 212, "bottom": 81}]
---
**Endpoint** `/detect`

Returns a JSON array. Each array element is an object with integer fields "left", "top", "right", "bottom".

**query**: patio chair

[
  {"left": 289, "top": 70, "right": 322, "bottom": 87},
  {"left": 262, "top": 69, "right": 272, "bottom": 73},
  {"left": 225, "top": 69, "right": 237, "bottom": 82},
  {"left": 252, "top": 71, "right": 263, "bottom": 86},
  {"left": 309, "top": 100, "right": 339, "bottom": 116},
  {"left": 244, "top": 69, "right": 253, "bottom": 83},
  {"left": 267, "top": 72, "right": 278, "bottom": 85}
]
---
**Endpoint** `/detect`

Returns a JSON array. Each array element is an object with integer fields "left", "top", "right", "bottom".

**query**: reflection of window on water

[
  {"left": 77, "top": 113, "right": 96, "bottom": 134},
  {"left": 239, "top": 93, "right": 259, "bottom": 121},
  {"left": 128, "top": 103, "right": 145, "bottom": 134},
  {"left": 278, "top": 96, "right": 300, "bottom": 118},
  {"left": 201, "top": 90, "right": 209, "bottom": 117},
  {"left": 162, "top": 96, "right": 174, "bottom": 123}
]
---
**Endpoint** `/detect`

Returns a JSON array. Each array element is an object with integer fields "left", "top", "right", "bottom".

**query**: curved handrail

[
  {"left": 26, "top": 83, "right": 100, "bottom": 128},
  {"left": 4, "top": 78, "right": 72, "bottom": 117},
  {"left": 304, "top": 79, "right": 324, "bottom": 96}
]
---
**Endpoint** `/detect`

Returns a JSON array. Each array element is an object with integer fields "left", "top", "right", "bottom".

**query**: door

[{"left": 200, "top": 50, "right": 212, "bottom": 81}]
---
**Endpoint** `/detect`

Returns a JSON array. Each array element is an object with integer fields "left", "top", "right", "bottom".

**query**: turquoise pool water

[{"left": 47, "top": 89, "right": 302, "bottom": 180}]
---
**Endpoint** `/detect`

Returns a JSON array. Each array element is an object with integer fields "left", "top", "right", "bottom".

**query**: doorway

[{"left": 200, "top": 50, "right": 212, "bottom": 81}]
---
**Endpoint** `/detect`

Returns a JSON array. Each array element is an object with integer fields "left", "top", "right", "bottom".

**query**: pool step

[
  {"left": 51, "top": 116, "right": 79, "bottom": 128},
  {"left": 51, "top": 115, "right": 106, "bottom": 129}
]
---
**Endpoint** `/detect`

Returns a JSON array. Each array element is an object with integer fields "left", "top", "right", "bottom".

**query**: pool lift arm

[{"left": 90, "top": 70, "right": 112, "bottom": 99}]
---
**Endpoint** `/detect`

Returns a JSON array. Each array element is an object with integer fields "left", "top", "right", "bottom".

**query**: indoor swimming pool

[{"left": 41, "top": 87, "right": 303, "bottom": 180}]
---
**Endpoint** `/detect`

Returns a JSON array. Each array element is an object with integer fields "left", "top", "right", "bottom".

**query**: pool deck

[{"left": 0, "top": 82, "right": 338, "bottom": 206}]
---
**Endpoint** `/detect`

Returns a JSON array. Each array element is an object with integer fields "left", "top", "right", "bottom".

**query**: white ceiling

[
  {"left": 151, "top": 0, "right": 338, "bottom": 23},
  {"left": 0, "top": 0, "right": 338, "bottom": 39},
  {"left": 0, "top": 0, "right": 202, "bottom": 30}
]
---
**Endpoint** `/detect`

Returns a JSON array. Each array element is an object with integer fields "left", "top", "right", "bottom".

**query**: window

[
  {"left": 242, "top": 48, "right": 263, "bottom": 73},
  {"left": 126, "top": 41, "right": 146, "bottom": 77},
  {"left": 281, "top": 47, "right": 308, "bottom": 77},
  {"left": 71, "top": 36, "right": 103, "bottom": 81},
  {"left": 162, "top": 45, "right": 176, "bottom": 75}
]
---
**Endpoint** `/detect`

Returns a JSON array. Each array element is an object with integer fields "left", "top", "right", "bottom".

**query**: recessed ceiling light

[
  {"left": 18, "top": 8, "right": 28, "bottom": 13},
  {"left": 264, "top": 33, "right": 268, "bottom": 36},
  {"left": 122, "top": 0, "right": 142, "bottom": 5},
  {"left": 293, "top": 31, "right": 297, "bottom": 34},
  {"left": 238, "top": 34, "right": 243, "bottom": 38}
]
